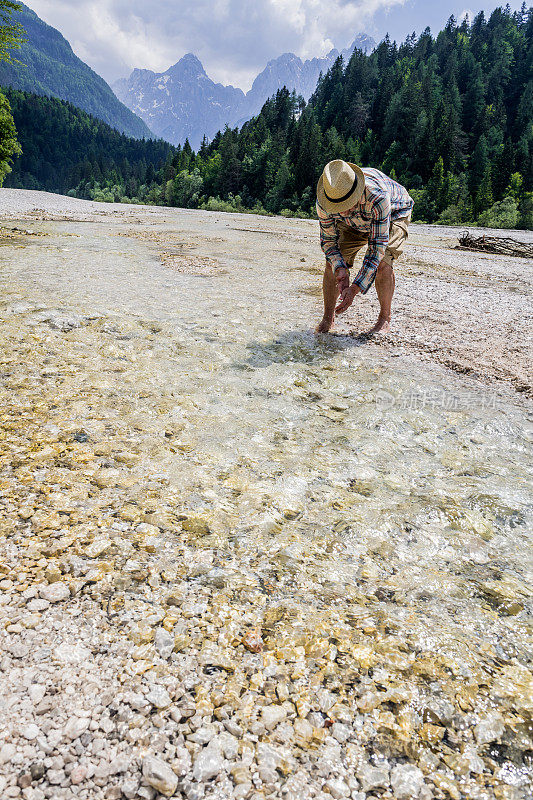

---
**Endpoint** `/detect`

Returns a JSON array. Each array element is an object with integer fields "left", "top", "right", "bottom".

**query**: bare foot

[
  {"left": 315, "top": 317, "right": 334, "bottom": 334},
  {"left": 368, "top": 316, "right": 391, "bottom": 335}
]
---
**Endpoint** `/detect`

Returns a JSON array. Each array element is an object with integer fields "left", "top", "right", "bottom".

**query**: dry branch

[{"left": 457, "top": 231, "right": 533, "bottom": 258}]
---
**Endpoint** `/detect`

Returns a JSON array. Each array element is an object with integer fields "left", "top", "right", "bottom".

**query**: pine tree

[
  {"left": 264, "top": 151, "right": 293, "bottom": 212},
  {"left": 427, "top": 157, "right": 447, "bottom": 218},
  {"left": 471, "top": 135, "right": 490, "bottom": 195},
  {"left": 462, "top": 59, "right": 485, "bottom": 136},
  {"left": 292, "top": 110, "right": 323, "bottom": 195},
  {"left": 492, "top": 137, "right": 515, "bottom": 198},
  {"left": 346, "top": 92, "right": 370, "bottom": 140},
  {"left": 476, "top": 168, "right": 493, "bottom": 215}
]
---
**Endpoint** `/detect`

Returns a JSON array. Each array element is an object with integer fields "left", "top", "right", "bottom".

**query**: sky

[{"left": 25, "top": 0, "right": 527, "bottom": 90}]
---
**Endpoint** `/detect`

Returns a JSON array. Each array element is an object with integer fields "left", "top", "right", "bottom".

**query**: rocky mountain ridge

[{"left": 113, "top": 34, "right": 376, "bottom": 147}]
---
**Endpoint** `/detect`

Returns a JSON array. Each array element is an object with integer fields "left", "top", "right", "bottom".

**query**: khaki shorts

[{"left": 338, "top": 215, "right": 411, "bottom": 268}]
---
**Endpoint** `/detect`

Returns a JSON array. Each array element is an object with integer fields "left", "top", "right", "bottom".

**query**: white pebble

[
  {"left": 154, "top": 628, "right": 174, "bottom": 659},
  {"left": 146, "top": 685, "right": 171, "bottom": 708},
  {"left": 22, "top": 724, "right": 40, "bottom": 741},
  {"left": 474, "top": 712, "right": 505, "bottom": 745},
  {"left": 39, "top": 582, "right": 70, "bottom": 603},
  {"left": 54, "top": 642, "right": 91, "bottom": 663},
  {"left": 63, "top": 717, "right": 90, "bottom": 740},
  {"left": 261, "top": 705, "right": 287, "bottom": 731},
  {"left": 324, "top": 777, "right": 351, "bottom": 799},
  {"left": 391, "top": 764, "right": 425, "bottom": 799},
  {"left": 358, "top": 762, "right": 390, "bottom": 792},
  {"left": 0, "top": 743, "right": 16, "bottom": 764},
  {"left": 26, "top": 599, "right": 50, "bottom": 612},
  {"left": 192, "top": 744, "right": 224, "bottom": 782},
  {"left": 28, "top": 684, "right": 46, "bottom": 705},
  {"left": 142, "top": 755, "right": 178, "bottom": 796}
]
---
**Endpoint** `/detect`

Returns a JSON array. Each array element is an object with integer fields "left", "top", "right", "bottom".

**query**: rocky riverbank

[{"left": 0, "top": 190, "right": 531, "bottom": 800}]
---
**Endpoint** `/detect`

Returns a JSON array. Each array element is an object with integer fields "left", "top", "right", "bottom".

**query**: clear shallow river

[{"left": 0, "top": 208, "right": 532, "bottom": 797}]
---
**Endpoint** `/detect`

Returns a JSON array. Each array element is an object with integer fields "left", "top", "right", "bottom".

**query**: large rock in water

[{"left": 192, "top": 743, "right": 224, "bottom": 782}]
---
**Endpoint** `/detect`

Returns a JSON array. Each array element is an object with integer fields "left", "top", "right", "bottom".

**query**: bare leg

[
  {"left": 369, "top": 259, "right": 395, "bottom": 334},
  {"left": 316, "top": 262, "right": 340, "bottom": 333}
]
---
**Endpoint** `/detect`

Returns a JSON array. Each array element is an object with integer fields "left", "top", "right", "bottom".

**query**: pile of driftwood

[{"left": 457, "top": 231, "right": 533, "bottom": 258}]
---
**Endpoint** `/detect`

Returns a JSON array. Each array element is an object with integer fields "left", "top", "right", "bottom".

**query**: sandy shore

[{"left": 0, "top": 190, "right": 531, "bottom": 800}]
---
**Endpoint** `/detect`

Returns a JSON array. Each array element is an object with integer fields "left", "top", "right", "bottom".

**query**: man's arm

[
  {"left": 317, "top": 203, "right": 347, "bottom": 273},
  {"left": 352, "top": 194, "right": 391, "bottom": 294}
]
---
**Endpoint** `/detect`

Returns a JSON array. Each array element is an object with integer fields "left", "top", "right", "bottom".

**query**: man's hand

[
  {"left": 335, "top": 266, "right": 350, "bottom": 297},
  {"left": 336, "top": 283, "right": 360, "bottom": 314}
]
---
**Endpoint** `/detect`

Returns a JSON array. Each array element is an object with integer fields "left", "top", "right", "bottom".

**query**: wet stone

[
  {"left": 26, "top": 599, "right": 50, "bottom": 612},
  {"left": 324, "top": 777, "right": 351, "bottom": 798},
  {"left": 331, "top": 723, "right": 351, "bottom": 744},
  {"left": 146, "top": 686, "right": 171, "bottom": 708},
  {"left": 154, "top": 627, "right": 174, "bottom": 659},
  {"left": 261, "top": 705, "right": 287, "bottom": 731},
  {"left": 54, "top": 642, "right": 91, "bottom": 663},
  {"left": 142, "top": 755, "right": 178, "bottom": 797},
  {"left": 422, "top": 698, "right": 455, "bottom": 726},
  {"left": 390, "top": 764, "right": 425, "bottom": 799},
  {"left": 358, "top": 762, "right": 390, "bottom": 792},
  {"left": 192, "top": 743, "right": 224, "bottom": 782},
  {"left": 39, "top": 583, "right": 70, "bottom": 603},
  {"left": 474, "top": 712, "right": 505, "bottom": 744}
]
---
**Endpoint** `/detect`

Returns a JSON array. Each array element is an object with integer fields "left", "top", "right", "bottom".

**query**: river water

[{"left": 0, "top": 208, "right": 531, "bottom": 796}]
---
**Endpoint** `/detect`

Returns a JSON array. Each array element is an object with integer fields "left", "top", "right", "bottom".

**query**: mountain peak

[
  {"left": 344, "top": 33, "right": 376, "bottom": 57},
  {"left": 270, "top": 52, "right": 302, "bottom": 66},
  {"left": 166, "top": 53, "right": 206, "bottom": 78}
]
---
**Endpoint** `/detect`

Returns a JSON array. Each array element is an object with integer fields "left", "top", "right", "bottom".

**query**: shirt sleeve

[
  {"left": 317, "top": 202, "right": 347, "bottom": 272},
  {"left": 352, "top": 193, "right": 391, "bottom": 294}
]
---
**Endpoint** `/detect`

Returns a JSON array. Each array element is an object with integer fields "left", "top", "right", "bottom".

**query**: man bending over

[{"left": 316, "top": 160, "right": 414, "bottom": 334}]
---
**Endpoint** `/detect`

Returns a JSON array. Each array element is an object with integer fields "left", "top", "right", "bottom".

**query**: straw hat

[{"left": 317, "top": 159, "right": 365, "bottom": 214}]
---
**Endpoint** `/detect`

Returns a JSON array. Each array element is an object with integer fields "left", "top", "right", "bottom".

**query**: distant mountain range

[
  {"left": 113, "top": 35, "right": 376, "bottom": 148},
  {"left": 0, "top": 3, "right": 152, "bottom": 139},
  {"left": 0, "top": 3, "right": 375, "bottom": 149}
]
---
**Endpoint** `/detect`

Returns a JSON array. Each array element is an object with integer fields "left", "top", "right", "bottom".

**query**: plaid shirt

[{"left": 317, "top": 168, "right": 414, "bottom": 294}]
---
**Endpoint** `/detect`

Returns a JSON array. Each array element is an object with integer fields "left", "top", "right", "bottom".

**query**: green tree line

[{"left": 4, "top": 89, "right": 173, "bottom": 201}]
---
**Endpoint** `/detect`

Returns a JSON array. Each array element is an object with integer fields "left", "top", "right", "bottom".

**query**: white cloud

[{"left": 25, "top": 0, "right": 407, "bottom": 89}]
